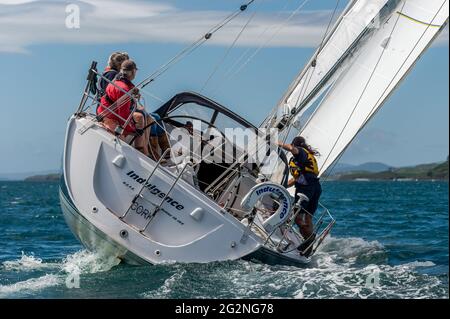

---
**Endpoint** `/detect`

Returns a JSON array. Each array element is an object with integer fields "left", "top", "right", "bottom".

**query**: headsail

[
  {"left": 264, "top": 0, "right": 449, "bottom": 176},
  {"left": 261, "top": 0, "right": 391, "bottom": 130}
]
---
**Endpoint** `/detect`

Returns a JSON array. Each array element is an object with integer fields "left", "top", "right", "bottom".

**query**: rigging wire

[
  {"left": 290, "top": 0, "right": 341, "bottom": 118},
  {"left": 281, "top": 0, "right": 342, "bottom": 145},
  {"left": 204, "top": 0, "right": 318, "bottom": 193},
  {"left": 200, "top": 6, "right": 260, "bottom": 93},
  {"left": 209, "top": 0, "right": 311, "bottom": 96},
  {"left": 230, "top": 0, "right": 311, "bottom": 81},
  {"left": 94, "top": 1, "right": 258, "bottom": 119},
  {"left": 320, "top": 0, "right": 447, "bottom": 182},
  {"left": 212, "top": 0, "right": 293, "bottom": 86},
  {"left": 137, "top": 0, "right": 257, "bottom": 90}
]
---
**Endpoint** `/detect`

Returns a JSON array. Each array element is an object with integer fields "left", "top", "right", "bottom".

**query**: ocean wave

[
  {"left": 2, "top": 252, "right": 59, "bottom": 272},
  {"left": 0, "top": 274, "right": 61, "bottom": 298},
  {"left": 312, "top": 236, "right": 386, "bottom": 266},
  {"left": 1, "top": 239, "right": 447, "bottom": 299},
  {"left": 0, "top": 249, "right": 121, "bottom": 297},
  {"left": 292, "top": 261, "right": 446, "bottom": 299},
  {"left": 140, "top": 236, "right": 447, "bottom": 299},
  {"left": 142, "top": 268, "right": 186, "bottom": 299},
  {"left": 61, "top": 250, "right": 121, "bottom": 275},
  {"left": 402, "top": 261, "right": 436, "bottom": 268},
  {"left": 2, "top": 250, "right": 120, "bottom": 275}
]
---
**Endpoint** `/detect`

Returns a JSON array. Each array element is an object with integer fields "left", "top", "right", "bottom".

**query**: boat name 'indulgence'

[
  {"left": 126, "top": 170, "right": 185, "bottom": 211},
  {"left": 255, "top": 186, "right": 289, "bottom": 219}
]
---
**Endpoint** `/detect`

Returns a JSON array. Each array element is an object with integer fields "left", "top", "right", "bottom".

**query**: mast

[{"left": 261, "top": 0, "right": 390, "bottom": 130}]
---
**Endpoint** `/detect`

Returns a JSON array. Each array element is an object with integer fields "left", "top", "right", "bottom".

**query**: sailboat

[{"left": 59, "top": 0, "right": 448, "bottom": 266}]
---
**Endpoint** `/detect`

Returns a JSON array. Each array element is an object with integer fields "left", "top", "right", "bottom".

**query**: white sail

[
  {"left": 263, "top": 0, "right": 391, "bottom": 129},
  {"left": 298, "top": 0, "right": 448, "bottom": 175}
]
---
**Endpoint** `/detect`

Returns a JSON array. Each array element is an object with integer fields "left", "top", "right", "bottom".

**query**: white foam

[
  {"left": 61, "top": 250, "right": 121, "bottom": 275},
  {"left": 317, "top": 236, "right": 384, "bottom": 261},
  {"left": 0, "top": 274, "right": 61, "bottom": 298},
  {"left": 2, "top": 252, "right": 58, "bottom": 271},
  {"left": 403, "top": 261, "right": 436, "bottom": 268},
  {"left": 142, "top": 269, "right": 186, "bottom": 298}
]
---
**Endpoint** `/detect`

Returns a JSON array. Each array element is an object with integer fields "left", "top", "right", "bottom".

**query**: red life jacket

[{"left": 98, "top": 77, "right": 136, "bottom": 133}]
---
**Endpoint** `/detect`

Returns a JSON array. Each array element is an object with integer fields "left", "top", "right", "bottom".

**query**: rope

[
  {"left": 210, "top": 0, "right": 311, "bottom": 95},
  {"left": 200, "top": 7, "right": 260, "bottom": 92},
  {"left": 210, "top": 0, "right": 293, "bottom": 93},
  {"left": 292, "top": 0, "right": 341, "bottom": 114},
  {"left": 227, "top": 0, "right": 312, "bottom": 83},
  {"left": 137, "top": 0, "right": 257, "bottom": 90}
]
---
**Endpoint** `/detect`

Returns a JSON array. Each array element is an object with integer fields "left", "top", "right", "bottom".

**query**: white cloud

[
  {"left": 0, "top": 0, "right": 36, "bottom": 4},
  {"left": 0, "top": 0, "right": 331, "bottom": 53},
  {"left": 0, "top": 0, "right": 447, "bottom": 53}
]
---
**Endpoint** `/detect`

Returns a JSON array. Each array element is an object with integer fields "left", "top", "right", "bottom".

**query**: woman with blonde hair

[
  {"left": 98, "top": 60, "right": 152, "bottom": 156},
  {"left": 97, "top": 52, "right": 129, "bottom": 99}
]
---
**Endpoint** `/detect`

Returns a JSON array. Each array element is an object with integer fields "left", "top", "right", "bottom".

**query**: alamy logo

[
  {"left": 66, "top": 272, "right": 80, "bottom": 289},
  {"left": 365, "top": 268, "right": 381, "bottom": 289},
  {"left": 65, "top": 4, "right": 80, "bottom": 29}
]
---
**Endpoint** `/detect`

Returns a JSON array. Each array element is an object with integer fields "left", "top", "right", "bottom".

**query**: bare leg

[
  {"left": 295, "top": 213, "right": 313, "bottom": 239},
  {"left": 158, "top": 134, "right": 171, "bottom": 158},
  {"left": 102, "top": 118, "right": 119, "bottom": 134},
  {"left": 132, "top": 112, "right": 149, "bottom": 156},
  {"left": 295, "top": 212, "right": 315, "bottom": 257},
  {"left": 149, "top": 136, "right": 160, "bottom": 161}
]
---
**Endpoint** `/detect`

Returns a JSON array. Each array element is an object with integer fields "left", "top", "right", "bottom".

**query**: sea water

[{"left": 0, "top": 181, "right": 448, "bottom": 298}]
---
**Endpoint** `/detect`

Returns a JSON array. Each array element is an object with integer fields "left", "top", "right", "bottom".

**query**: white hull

[{"left": 60, "top": 116, "right": 310, "bottom": 266}]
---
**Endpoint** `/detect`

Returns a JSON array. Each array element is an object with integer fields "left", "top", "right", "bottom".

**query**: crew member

[
  {"left": 278, "top": 136, "right": 321, "bottom": 257},
  {"left": 98, "top": 60, "right": 151, "bottom": 156}
]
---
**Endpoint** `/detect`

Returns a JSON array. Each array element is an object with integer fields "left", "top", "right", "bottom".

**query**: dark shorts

[{"left": 295, "top": 181, "right": 322, "bottom": 215}]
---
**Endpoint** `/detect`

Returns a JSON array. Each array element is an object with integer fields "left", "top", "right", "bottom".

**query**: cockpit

[{"left": 153, "top": 92, "right": 290, "bottom": 216}]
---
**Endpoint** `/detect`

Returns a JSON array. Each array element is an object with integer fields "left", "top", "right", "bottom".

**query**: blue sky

[{"left": 0, "top": 0, "right": 448, "bottom": 174}]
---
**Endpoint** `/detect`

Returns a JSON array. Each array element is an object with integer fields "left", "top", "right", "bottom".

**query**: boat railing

[
  {"left": 263, "top": 201, "right": 335, "bottom": 257},
  {"left": 76, "top": 64, "right": 231, "bottom": 164},
  {"left": 120, "top": 148, "right": 172, "bottom": 221},
  {"left": 139, "top": 162, "right": 189, "bottom": 232},
  {"left": 76, "top": 63, "right": 335, "bottom": 251}
]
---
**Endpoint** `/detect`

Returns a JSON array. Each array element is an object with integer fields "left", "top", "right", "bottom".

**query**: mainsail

[
  {"left": 263, "top": 0, "right": 449, "bottom": 176},
  {"left": 262, "top": 0, "right": 390, "bottom": 130}
]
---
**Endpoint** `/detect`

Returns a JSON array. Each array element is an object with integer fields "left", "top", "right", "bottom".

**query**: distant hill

[
  {"left": 334, "top": 160, "right": 448, "bottom": 181},
  {"left": 327, "top": 162, "right": 393, "bottom": 175},
  {"left": 0, "top": 170, "right": 59, "bottom": 181},
  {"left": 24, "top": 174, "right": 60, "bottom": 182}
]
